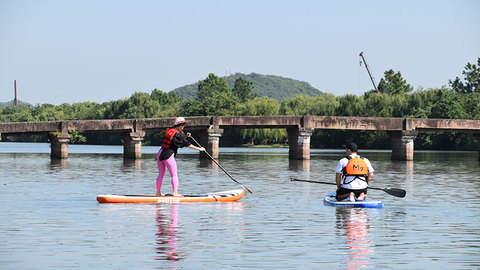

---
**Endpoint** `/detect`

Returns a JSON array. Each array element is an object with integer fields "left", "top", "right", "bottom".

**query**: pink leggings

[{"left": 156, "top": 149, "right": 178, "bottom": 194}]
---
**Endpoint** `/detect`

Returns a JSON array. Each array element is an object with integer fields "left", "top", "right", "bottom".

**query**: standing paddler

[{"left": 156, "top": 117, "right": 205, "bottom": 196}]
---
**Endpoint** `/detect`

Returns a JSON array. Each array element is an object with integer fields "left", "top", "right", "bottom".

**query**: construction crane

[{"left": 359, "top": 52, "right": 380, "bottom": 94}]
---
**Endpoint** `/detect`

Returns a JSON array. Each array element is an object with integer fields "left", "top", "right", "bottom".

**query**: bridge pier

[
  {"left": 48, "top": 132, "right": 71, "bottom": 159},
  {"left": 198, "top": 128, "right": 223, "bottom": 159},
  {"left": 121, "top": 131, "right": 145, "bottom": 159},
  {"left": 288, "top": 128, "right": 314, "bottom": 160},
  {"left": 390, "top": 130, "right": 418, "bottom": 160},
  {"left": 476, "top": 134, "right": 480, "bottom": 161}
]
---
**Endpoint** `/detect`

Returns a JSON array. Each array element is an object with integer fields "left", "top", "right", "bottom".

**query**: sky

[{"left": 1, "top": 0, "right": 479, "bottom": 105}]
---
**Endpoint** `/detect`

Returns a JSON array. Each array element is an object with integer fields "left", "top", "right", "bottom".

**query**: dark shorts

[{"left": 336, "top": 187, "right": 368, "bottom": 200}]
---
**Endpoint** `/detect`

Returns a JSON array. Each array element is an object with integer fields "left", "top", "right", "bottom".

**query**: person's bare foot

[
  {"left": 156, "top": 192, "right": 164, "bottom": 196},
  {"left": 349, "top": 192, "right": 356, "bottom": 202},
  {"left": 357, "top": 193, "right": 366, "bottom": 201},
  {"left": 173, "top": 192, "right": 182, "bottom": 197}
]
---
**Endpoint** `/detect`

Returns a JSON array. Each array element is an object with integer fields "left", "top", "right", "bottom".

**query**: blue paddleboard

[{"left": 323, "top": 192, "right": 383, "bottom": 208}]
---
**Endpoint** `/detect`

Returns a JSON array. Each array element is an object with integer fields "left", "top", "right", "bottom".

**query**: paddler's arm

[
  {"left": 365, "top": 158, "right": 374, "bottom": 184},
  {"left": 188, "top": 144, "right": 205, "bottom": 152},
  {"left": 182, "top": 133, "right": 205, "bottom": 151},
  {"left": 335, "top": 160, "right": 344, "bottom": 189},
  {"left": 335, "top": 173, "right": 342, "bottom": 189},
  {"left": 178, "top": 133, "right": 204, "bottom": 151},
  {"left": 367, "top": 172, "right": 374, "bottom": 184}
]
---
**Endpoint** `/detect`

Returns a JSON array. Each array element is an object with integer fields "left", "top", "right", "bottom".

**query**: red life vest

[{"left": 161, "top": 128, "right": 183, "bottom": 149}]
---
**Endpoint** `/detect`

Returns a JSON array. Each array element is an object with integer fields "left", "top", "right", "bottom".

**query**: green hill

[{"left": 171, "top": 73, "right": 322, "bottom": 101}]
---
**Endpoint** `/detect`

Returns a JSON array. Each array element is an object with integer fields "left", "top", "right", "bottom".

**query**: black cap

[{"left": 343, "top": 142, "right": 359, "bottom": 152}]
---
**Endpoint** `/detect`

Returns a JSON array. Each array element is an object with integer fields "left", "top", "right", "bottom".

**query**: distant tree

[
  {"left": 240, "top": 128, "right": 287, "bottom": 145},
  {"left": 363, "top": 92, "right": 393, "bottom": 117},
  {"left": 280, "top": 95, "right": 312, "bottom": 115},
  {"left": 461, "top": 92, "right": 480, "bottom": 119},
  {"left": 59, "top": 102, "right": 103, "bottom": 120},
  {"left": 103, "top": 92, "right": 160, "bottom": 119},
  {"left": 201, "top": 91, "right": 238, "bottom": 116},
  {"left": 390, "top": 94, "right": 410, "bottom": 117},
  {"left": 450, "top": 57, "right": 480, "bottom": 93},
  {"left": 196, "top": 74, "right": 238, "bottom": 115},
  {"left": 385, "top": 87, "right": 443, "bottom": 121},
  {"left": 122, "top": 92, "right": 161, "bottom": 118},
  {"left": 238, "top": 97, "right": 279, "bottom": 116},
  {"left": 377, "top": 69, "right": 413, "bottom": 95},
  {"left": 428, "top": 88, "right": 467, "bottom": 119},
  {"left": 336, "top": 94, "right": 365, "bottom": 116},
  {"left": 33, "top": 104, "right": 66, "bottom": 121},
  {"left": 150, "top": 89, "right": 183, "bottom": 105},
  {"left": 197, "top": 73, "right": 230, "bottom": 102},
  {"left": 279, "top": 94, "right": 338, "bottom": 116},
  {"left": 310, "top": 94, "right": 339, "bottom": 116},
  {"left": 232, "top": 96, "right": 283, "bottom": 145},
  {"left": 102, "top": 99, "right": 128, "bottom": 119},
  {"left": 402, "top": 89, "right": 437, "bottom": 118},
  {"left": 0, "top": 105, "right": 35, "bottom": 122},
  {"left": 233, "top": 77, "right": 256, "bottom": 102},
  {"left": 179, "top": 100, "right": 203, "bottom": 116},
  {"left": 150, "top": 89, "right": 183, "bottom": 117}
]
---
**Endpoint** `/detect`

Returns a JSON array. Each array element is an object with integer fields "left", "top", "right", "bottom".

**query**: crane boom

[{"left": 359, "top": 52, "right": 380, "bottom": 94}]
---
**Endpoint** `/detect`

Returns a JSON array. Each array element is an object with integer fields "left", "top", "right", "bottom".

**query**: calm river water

[{"left": 1, "top": 142, "right": 479, "bottom": 269}]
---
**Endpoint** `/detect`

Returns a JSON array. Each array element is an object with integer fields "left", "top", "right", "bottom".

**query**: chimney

[{"left": 14, "top": 80, "right": 18, "bottom": 105}]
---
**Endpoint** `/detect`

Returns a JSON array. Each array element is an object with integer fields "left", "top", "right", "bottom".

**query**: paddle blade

[
  {"left": 383, "top": 188, "right": 406, "bottom": 198},
  {"left": 243, "top": 185, "right": 253, "bottom": 194}
]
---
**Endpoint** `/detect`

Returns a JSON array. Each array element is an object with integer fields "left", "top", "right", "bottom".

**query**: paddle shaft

[
  {"left": 190, "top": 136, "right": 253, "bottom": 194},
  {"left": 292, "top": 178, "right": 382, "bottom": 190},
  {"left": 290, "top": 178, "right": 406, "bottom": 198}
]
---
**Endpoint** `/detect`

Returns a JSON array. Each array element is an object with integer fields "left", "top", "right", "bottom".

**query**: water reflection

[
  {"left": 155, "top": 204, "right": 181, "bottom": 264},
  {"left": 50, "top": 158, "right": 68, "bottom": 169},
  {"left": 288, "top": 159, "right": 310, "bottom": 172},
  {"left": 153, "top": 202, "right": 245, "bottom": 268},
  {"left": 405, "top": 160, "right": 413, "bottom": 176},
  {"left": 199, "top": 159, "right": 218, "bottom": 168},
  {"left": 390, "top": 160, "right": 413, "bottom": 176},
  {"left": 336, "top": 208, "right": 373, "bottom": 269},
  {"left": 122, "top": 158, "right": 142, "bottom": 170}
]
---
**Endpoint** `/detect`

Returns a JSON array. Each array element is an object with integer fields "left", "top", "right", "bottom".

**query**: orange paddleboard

[{"left": 97, "top": 189, "right": 245, "bottom": 203}]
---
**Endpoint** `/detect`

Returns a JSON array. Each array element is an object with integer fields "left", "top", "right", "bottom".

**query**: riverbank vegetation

[{"left": 1, "top": 58, "right": 479, "bottom": 150}]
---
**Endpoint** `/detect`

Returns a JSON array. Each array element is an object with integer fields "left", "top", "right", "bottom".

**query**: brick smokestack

[{"left": 14, "top": 80, "right": 18, "bottom": 105}]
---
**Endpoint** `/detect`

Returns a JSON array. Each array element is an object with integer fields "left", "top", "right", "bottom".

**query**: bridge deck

[{"left": 1, "top": 116, "right": 479, "bottom": 134}]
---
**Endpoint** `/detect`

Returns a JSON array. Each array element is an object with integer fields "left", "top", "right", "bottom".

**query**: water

[{"left": 1, "top": 142, "right": 479, "bottom": 269}]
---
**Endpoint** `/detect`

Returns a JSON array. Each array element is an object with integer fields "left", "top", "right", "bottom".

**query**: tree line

[{"left": 1, "top": 58, "right": 479, "bottom": 150}]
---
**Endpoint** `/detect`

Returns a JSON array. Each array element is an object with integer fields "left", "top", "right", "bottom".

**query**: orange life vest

[
  {"left": 161, "top": 128, "right": 183, "bottom": 149},
  {"left": 342, "top": 156, "right": 369, "bottom": 183}
]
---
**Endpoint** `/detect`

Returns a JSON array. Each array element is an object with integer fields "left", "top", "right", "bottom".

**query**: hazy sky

[{"left": 1, "top": 0, "right": 479, "bottom": 105}]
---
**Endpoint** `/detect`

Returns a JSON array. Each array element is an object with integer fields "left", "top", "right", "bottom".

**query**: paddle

[
  {"left": 190, "top": 136, "right": 253, "bottom": 194},
  {"left": 290, "top": 178, "right": 406, "bottom": 198}
]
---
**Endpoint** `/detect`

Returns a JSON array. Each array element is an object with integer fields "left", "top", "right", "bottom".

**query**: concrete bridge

[{"left": 1, "top": 116, "right": 479, "bottom": 160}]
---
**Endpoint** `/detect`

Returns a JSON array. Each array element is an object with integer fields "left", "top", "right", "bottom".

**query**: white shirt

[{"left": 335, "top": 154, "right": 374, "bottom": 190}]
